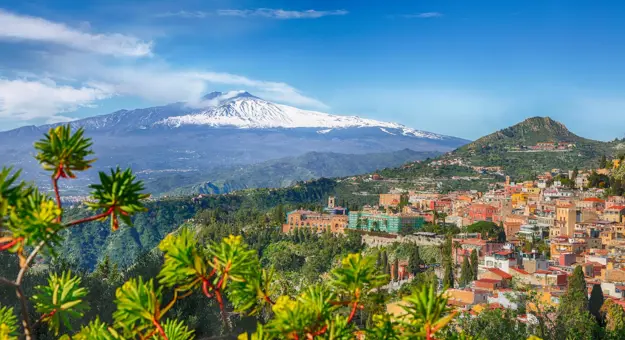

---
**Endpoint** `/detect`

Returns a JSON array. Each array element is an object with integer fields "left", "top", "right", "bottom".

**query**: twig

[
  {"left": 0, "top": 276, "right": 16, "bottom": 287},
  {"left": 65, "top": 209, "right": 112, "bottom": 227},
  {"left": 16, "top": 286, "right": 33, "bottom": 340},
  {"left": 346, "top": 301, "right": 359, "bottom": 324},
  {"left": 52, "top": 174, "right": 62, "bottom": 222},
  {"left": 152, "top": 318, "right": 169, "bottom": 340}
]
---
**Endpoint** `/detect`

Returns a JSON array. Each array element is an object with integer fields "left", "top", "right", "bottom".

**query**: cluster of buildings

[{"left": 282, "top": 162, "right": 625, "bottom": 316}]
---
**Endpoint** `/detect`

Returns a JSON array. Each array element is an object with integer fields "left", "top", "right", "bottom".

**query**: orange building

[
  {"left": 379, "top": 194, "right": 403, "bottom": 207},
  {"left": 282, "top": 210, "right": 348, "bottom": 234}
]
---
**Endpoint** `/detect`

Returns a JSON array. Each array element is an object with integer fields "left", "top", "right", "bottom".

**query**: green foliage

[
  {"left": 72, "top": 317, "right": 122, "bottom": 339},
  {"left": 408, "top": 245, "right": 422, "bottom": 276},
  {"left": 5, "top": 189, "right": 63, "bottom": 251},
  {"left": 32, "top": 271, "right": 89, "bottom": 335},
  {"left": 86, "top": 167, "right": 150, "bottom": 230},
  {"left": 470, "top": 250, "right": 478, "bottom": 281},
  {"left": 459, "top": 256, "right": 472, "bottom": 287},
  {"left": 454, "top": 309, "right": 527, "bottom": 340},
  {"left": 330, "top": 253, "right": 388, "bottom": 298},
  {"left": 400, "top": 283, "right": 457, "bottom": 339},
  {"left": 589, "top": 283, "right": 605, "bottom": 324},
  {"left": 466, "top": 221, "right": 504, "bottom": 241},
  {"left": 158, "top": 319, "right": 195, "bottom": 340},
  {"left": 0, "top": 306, "right": 19, "bottom": 340},
  {"left": 113, "top": 277, "right": 163, "bottom": 336},
  {"left": 34, "top": 125, "right": 95, "bottom": 179}
]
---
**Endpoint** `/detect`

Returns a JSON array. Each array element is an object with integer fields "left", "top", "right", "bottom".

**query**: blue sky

[{"left": 1, "top": 0, "right": 625, "bottom": 140}]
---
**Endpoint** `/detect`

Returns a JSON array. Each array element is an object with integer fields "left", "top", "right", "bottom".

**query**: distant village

[{"left": 281, "top": 157, "right": 625, "bottom": 315}]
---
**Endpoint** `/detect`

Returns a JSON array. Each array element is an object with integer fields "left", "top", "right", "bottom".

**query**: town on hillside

[{"left": 280, "top": 156, "right": 625, "bottom": 322}]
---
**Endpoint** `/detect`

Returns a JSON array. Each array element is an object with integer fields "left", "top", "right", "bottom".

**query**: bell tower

[{"left": 328, "top": 196, "right": 336, "bottom": 208}]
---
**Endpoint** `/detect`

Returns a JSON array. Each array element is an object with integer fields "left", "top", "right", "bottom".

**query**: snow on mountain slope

[{"left": 158, "top": 92, "right": 446, "bottom": 140}]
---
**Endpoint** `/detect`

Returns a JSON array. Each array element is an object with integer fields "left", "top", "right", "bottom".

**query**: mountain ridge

[{"left": 0, "top": 91, "right": 468, "bottom": 195}]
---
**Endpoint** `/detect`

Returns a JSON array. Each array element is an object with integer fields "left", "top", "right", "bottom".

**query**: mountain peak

[{"left": 201, "top": 90, "right": 259, "bottom": 102}]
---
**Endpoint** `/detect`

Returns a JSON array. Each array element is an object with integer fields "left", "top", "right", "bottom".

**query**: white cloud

[
  {"left": 0, "top": 78, "right": 113, "bottom": 121},
  {"left": 155, "top": 10, "right": 209, "bottom": 18},
  {"left": 403, "top": 12, "right": 443, "bottom": 18},
  {"left": 0, "top": 9, "right": 153, "bottom": 57},
  {"left": 46, "top": 115, "right": 76, "bottom": 124},
  {"left": 0, "top": 10, "right": 327, "bottom": 125},
  {"left": 158, "top": 8, "right": 348, "bottom": 19},
  {"left": 192, "top": 71, "right": 328, "bottom": 108},
  {"left": 34, "top": 53, "right": 328, "bottom": 111}
]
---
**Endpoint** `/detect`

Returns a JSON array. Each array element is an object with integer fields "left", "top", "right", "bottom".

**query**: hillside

[
  {"left": 142, "top": 149, "right": 440, "bottom": 196},
  {"left": 380, "top": 117, "right": 622, "bottom": 180}
]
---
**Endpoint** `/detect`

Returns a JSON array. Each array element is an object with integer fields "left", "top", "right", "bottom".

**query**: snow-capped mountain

[
  {"left": 0, "top": 91, "right": 469, "bottom": 195},
  {"left": 157, "top": 91, "right": 446, "bottom": 140}
]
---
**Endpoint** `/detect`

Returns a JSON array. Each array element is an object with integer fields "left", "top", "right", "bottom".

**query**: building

[
  {"left": 347, "top": 212, "right": 424, "bottom": 234},
  {"left": 549, "top": 237, "right": 587, "bottom": 260},
  {"left": 484, "top": 250, "right": 520, "bottom": 273},
  {"left": 282, "top": 210, "right": 348, "bottom": 234},
  {"left": 379, "top": 194, "right": 403, "bottom": 207},
  {"left": 603, "top": 206, "right": 625, "bottom": 223},
  {"left": 468, "top": 204, "right": 499, "bottom": 223},
  {"left": 555, "top": 203, "right": 576, "bottom": 237}
]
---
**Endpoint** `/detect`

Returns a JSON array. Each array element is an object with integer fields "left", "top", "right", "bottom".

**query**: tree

[
  {"left": 452, "top": 240, "right": 462, "bottom": 265},
  {"left": 459, "top": 256, "right": 472, "bottom": 287},
  {"left": 408, "top": 245, "right": 422, "bottom": 275},
  {"left": 602, "top": 299, "right": 625, "bottom": 337},
  {"left": 600, "top": 155, "right": 608, "bottom": 169},
  {"left": 393, "top": 258, "right": 399, "bottom": 282},
  {"left": 563, "top": 266, "right": 589, "bottom": 312},
  {"left": 589, "top": 283, "right": 605, "bottom": 324},
  {"left": 470, "top": 249, "right": 479, "bottom": 280},
  {"left": 381, "top": 250, "right": 389, "bottom": 271},
  {"left": 555, "top": 265, "right": 596, "bottom": 339},
  {"left": 442, "top": 235, "right": 454, "bottom": 288}
]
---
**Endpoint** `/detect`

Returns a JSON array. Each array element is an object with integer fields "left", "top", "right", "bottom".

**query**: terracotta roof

[
  {"left": 510, "top": 267, "right": 530, "bottom": 275},
  {"left": 583, "top": 197, "right": 605, "bottom": 203},
  {"left": 495, "top": 250, "right": 514, "bottom": 256},
  {"left": 487, "top": 268, "right": 513, "bottom": 280},
  {"left": 476, "top": 278, "right": 503, "bottom": 284}
]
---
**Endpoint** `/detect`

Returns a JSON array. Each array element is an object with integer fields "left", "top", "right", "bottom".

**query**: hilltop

[{"left": 378, "top": 117, "right": 623, "bottom": 182}]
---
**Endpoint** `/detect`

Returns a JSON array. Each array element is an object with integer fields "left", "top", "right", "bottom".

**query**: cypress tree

[
  {"left": 470, "top": 249, "right": 479, "bottom": 280},
  {"left": 442, "top": 235, "right": 454, "bottom": 288},
  {"left": 563, "top": 266, "right": 589, "bottom": 312},
  {"left": 589, "top": 283, "right": 605, "bottom": 324},
  {"left": 376, "top": 250, "right": 383, "bottom": 268},
  {"left": 408, "top": 246, "right": 421, "bottom": 275},
  {"left": 381, "top": 250, "right": 388, "bottom": 270},
  {"left": 460, "top": 256, "right": 471, "bottom": 286},
  {"left": 393, "top": 258, "right": 399, "bottom": 282}
]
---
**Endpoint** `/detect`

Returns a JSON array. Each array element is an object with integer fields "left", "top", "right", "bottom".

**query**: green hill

[{"left": 447, "top": 117, "right": 619, "bottom": 179}]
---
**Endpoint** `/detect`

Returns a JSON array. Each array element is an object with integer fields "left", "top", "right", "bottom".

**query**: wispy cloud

[
  {"left": 158, "top": 8, "right": 348, "bottom": 20},
  {"left": 0, "top": 9, "right": 327, "bottom": 126},
  {"left": 0, "top": 9, "right": 153, "bottom": 57},
  {"left": 0, "top": 78, "right": 112, "bottom": 122},
  {"left": 402, "top": 12, "right": 443, "bottom": 19},
  {"left": 155, "top": 10, "right": 209, "bottom": 18}
]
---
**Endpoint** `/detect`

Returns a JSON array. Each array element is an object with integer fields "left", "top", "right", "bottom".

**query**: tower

[{"left": 328, "top": 196, "right": 336, "bottom": 209}]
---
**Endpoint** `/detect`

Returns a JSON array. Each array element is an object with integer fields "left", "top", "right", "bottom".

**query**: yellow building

[
  {"left": 550, "top": 238, "right": 586, "bottom": 260},
  {"left": 555, "top": 203, "right": 576, "bottom": 236},
  {"left": 511, "top": 193, "right": 528, "bottom": 207}
]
